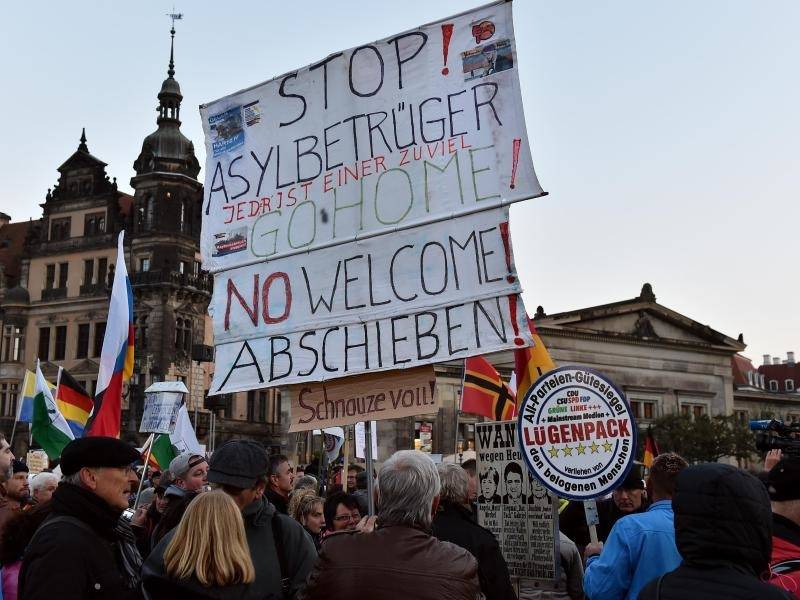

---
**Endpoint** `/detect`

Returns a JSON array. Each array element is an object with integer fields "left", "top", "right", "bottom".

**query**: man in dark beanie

[
  {"left": 638, "top": 463, "right": 793, "bottom": 600},
  {"left": 19, "top": 437, "right": 143, "bottom": 600},
  {"left": 766, "top": 457, "right": 800, "bottom": 596}
]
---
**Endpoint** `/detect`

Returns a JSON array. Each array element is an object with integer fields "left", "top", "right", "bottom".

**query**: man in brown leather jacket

[{"left": 299, "top": 450, "right": 481, "bottom": 600}]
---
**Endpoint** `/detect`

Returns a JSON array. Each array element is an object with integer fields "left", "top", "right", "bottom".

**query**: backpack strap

[
  {"left": 28, "top": 515, "right": 96, "bottom": 550},
  {"left": 271, "top": 511, "right": 290, "bottom": 598}
]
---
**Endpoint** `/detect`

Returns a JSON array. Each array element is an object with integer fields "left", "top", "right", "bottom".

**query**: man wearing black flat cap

[
  {"left": 19, "top": 436, "right": 143, "bottom": 600},
  {"left": 143, "top": 439, "right": 316, "bottom": 599}
]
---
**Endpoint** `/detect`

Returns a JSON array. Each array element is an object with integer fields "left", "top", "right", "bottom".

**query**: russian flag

[{"left": 85, "top": 231, "right": 134, "bottom": 438}]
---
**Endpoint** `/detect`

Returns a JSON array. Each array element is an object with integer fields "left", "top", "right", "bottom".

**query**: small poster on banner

[
  {"left": 140, "top": 391, "right": 183, "bottom": 434},
  {"left": 476, "top": 420, "right": 559, "bottom": 581}
]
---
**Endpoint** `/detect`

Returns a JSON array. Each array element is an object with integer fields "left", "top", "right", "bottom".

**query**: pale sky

[{"left": 1, "top": 1, "right": 797, "bottom": 366}]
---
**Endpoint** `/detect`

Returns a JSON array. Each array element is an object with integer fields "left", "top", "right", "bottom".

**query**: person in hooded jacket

[{"left": 638, "top": 462, "right": 794, "bottom": 600}]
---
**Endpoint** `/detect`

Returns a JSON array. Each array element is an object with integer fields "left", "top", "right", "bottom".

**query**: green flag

[
  {"left": 31, "top": 364, "right": 74, "bottom": 459},
  {"left": 145, "top": 434, "right": 177, "bottom": 470}
]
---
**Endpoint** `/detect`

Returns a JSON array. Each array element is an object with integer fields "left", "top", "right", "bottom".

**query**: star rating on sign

[
  {"left": 548, "top": 446, "right": 560, "bottom": 459},
  {"left": 602, "top": 440, "right": 613, "bottom": 452},
  {"left": 576, "top": 443, "right": 587, "bottom": 455},
  {"left": 589, "top": 441, "right": 600, "bottom": 454},
  {"left": 562, "top": 445, "right": 574, "bottom": 457}
]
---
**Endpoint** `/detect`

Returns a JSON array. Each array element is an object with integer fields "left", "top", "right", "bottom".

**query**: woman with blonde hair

[
  {"left": 289, "top": 488, "right": 325, "bottom": 552},
  {"left": 142, "top": 490, "right": 254, "bottom": 599}
]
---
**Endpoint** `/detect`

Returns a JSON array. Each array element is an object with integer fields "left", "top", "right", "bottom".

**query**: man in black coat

[
  {"left": 432, "top": 463, "right": 516, "bottom": 600},
  {"left": 19, "top": 437, "right": 143, "bottom": 600},
  {"left": 638, "top": 463, "right": 793, "bottom": 600}
]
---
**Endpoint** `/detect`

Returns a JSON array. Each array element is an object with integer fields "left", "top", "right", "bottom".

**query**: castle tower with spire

[{"left": 127, "top": 24, "right": 211, "bottom": 431}]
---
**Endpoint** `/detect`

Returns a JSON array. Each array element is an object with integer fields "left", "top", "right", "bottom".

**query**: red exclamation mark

[
  {"left": 441, "top": 24, "right": 453, "bottom": 75},
  {"left": 510, "top": 138, "right": 521, "bottom": 189},
  {"left": 507, "top": 294, "right": 525, "bottom": 346},
  {"left": 499, "top": 221, "right": 516, "bottom": 284}
]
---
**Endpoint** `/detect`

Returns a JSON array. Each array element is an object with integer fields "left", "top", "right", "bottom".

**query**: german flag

[
  {"left": 461, "top": 356, "right": 516, "bottom": 421},
  {"left": 643, "top": 426, "right": 660, "bottom": 468},
  {"left": 55, "top": 368, "right": 93, "bottom": 438},
  {"left": 514, "top": 318, "right": 556, "bottom": 405}
]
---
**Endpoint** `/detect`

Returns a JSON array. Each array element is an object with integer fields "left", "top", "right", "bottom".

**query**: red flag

[{"left": 461, "top": 356, "right": 516, "bottom": 421}]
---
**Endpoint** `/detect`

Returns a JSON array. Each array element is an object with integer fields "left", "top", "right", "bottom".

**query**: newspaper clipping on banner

[
  {"left": 476, "top": 420, "right": 559, "bottom": 581},
  {"left": 199, "top": 1, "right": 544, "bottom": 394}
]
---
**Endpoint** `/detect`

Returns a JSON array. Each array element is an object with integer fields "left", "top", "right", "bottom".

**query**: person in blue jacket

[{"left": 582, "top": 453, "right": 688, "bottom": 600}]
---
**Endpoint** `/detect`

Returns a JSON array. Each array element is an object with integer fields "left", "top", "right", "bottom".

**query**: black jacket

[
  {"left": 19, "top": 483, "right": 142, "bottom": 600},
  {"left": 266, "top": 488, "right": 289, "bottom": 515},
  {"left": 638, "top": 464, "right": 793, "bottom": 600},
  {"left": 431, "top": 502, "right": 516, "bottom": 600}
]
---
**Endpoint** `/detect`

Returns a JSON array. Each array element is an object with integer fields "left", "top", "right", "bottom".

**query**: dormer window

[
  {"left": 787, "top": 379, "right": 796, "bottom": 392},
  {"left": 770, "top": 380, "right": 779, "bottom": 392},
  {"left": 84, "top": 212, "right": 106, "bottom": 236},
  {"left": 50, "top": 217, "right": 71, "bottom": 241}
]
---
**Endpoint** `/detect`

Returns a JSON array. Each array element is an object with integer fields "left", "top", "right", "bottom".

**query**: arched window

[
  {"left": 175, "top": 318, "right": 192, "bottom": 353},
  {"left": 787, "top": 379, "right": 796, "bottom": 392},
  {"left": 770, "top": 380, "right": 779, "bottom": 392}
]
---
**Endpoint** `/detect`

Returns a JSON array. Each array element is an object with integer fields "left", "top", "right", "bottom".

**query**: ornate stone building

[{"left": 0, "top": 28, "right": 284, "bottom": 455}]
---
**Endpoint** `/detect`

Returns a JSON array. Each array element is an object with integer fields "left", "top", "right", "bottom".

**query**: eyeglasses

[{"left": 333, "top": 512, "right": 361, "bottom": 523}]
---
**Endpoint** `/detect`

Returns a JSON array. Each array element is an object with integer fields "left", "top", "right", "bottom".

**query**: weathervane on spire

[
  {"left": 165, "top": 8, "right": 183, "bottom": 78},
  {"left": 167, "top": 7, "right": 183, "bottom": 29}
]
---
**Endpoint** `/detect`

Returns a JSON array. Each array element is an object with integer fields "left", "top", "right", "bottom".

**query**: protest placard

[
  {"left": 140, "top": 382, "right": 188, "bottom": 434},
  {"left": 26, "top": 450, "right": 49, "bottom": 475},
  {"left": 213, "top": 207, "right": 521, "bottom": 344},
  {"left": 476, "top": 420, "right": 558, "bottom": 581},
  {"left": 199, "top": 1, "right": 543, "bottom": 273},
  {"left": 287, "top": 366, "right": 436, "bottom": 432},
  {"left": 517, "top": 366, "right": 637, "bottom": 500},
  {"left": 202, "top": 1, "right": 540, "bottom": 395},
  {"left": 355, "top": 421, "right": 378, "bottom": 459}
]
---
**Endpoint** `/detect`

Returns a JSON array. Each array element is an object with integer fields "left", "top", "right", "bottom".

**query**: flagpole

[
  {"left": 133, "top": 433, "right": 155, "bottom": 511},
  {"left": 342, "top": 425, "right": 351, "bottom": 492},
  {"left": 54, "top": 366, "right": 63, "bottom": 403},
  {"left": 9, "top": 367, "right": 30, "bottom": 448},
  {"left": 455, "top": 359, "right": 466, "bottom": 461}
]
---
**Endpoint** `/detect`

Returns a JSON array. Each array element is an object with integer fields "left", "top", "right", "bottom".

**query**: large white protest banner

[
  {"left": 213, "top": 292, "right": 530, "bottom": 392},
  {"left": 214, "top": 206, "right": 520, "bottom": 343},
  {"left": 199, "top": 0, "right": 544, "bottom": 273},
  {"left": 202, "top": 1, "right": 542, "bottom": 394}
]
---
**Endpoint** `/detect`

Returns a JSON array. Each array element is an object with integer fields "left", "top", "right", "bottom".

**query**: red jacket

[{"left": 769, "top": 514, "right": 800, "bottom": 598}]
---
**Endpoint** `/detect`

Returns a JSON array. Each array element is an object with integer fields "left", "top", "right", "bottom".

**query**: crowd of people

[{"left": 0, "top": 430, "right": 797, "bottom": 599}]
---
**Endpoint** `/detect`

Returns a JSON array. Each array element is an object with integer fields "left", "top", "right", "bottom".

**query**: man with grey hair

[
  {"left": 30, "top": 472, "right": 59, "bottom": 505},
  {"left": 432, "top": 463, "right": 516, "bottom": 600},
  {"left": 300, "top": 450, "right": 481, "bottom": 600}
]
